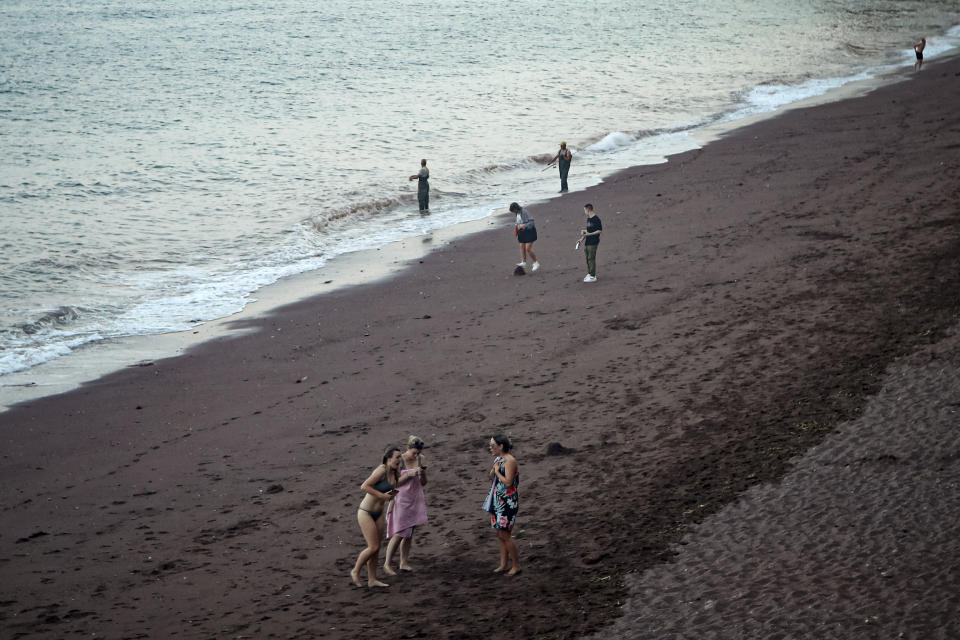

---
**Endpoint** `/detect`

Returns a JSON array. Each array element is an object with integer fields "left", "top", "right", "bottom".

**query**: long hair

[{"left": 382, "top": 446, "right": 402, "bottom": 482}]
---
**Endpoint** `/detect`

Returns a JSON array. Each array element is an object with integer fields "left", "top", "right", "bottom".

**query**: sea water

[{"left": 2, "top": 0, "right": 959, "bottom": 400}]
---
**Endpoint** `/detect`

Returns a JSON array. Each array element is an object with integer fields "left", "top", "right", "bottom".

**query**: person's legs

[
  {"left": 419, "top": 191, "right": 429, "bottom": 211},
  {"left": 498, "top": 529, "right": 521, "bottom": 574},
  {"left": 352, "top": 511, "right": 388, "bottom": 587},
  {"left": 494, "top": 527, "right": 508, "bottom": 572},
  {"left": 364, "top": 515, "right": 389, "bottom": 587},
  {"left": 559, "top": 165, "right": 569, "bottom": 191},
  {"left": 399, "top": 533, "right": 413, "bottom": 570},
  {"left": 585, "top": 245, "right": 598, "bottom": 277},
  {"left": 383, "top": 535, "right": 400, "bottom": 575},
  {"left": 525, "top": 243, "right": 537, "bottom": 265},
  {"left": 507, "top": 537, "right": 520, "bottom": 574},
  {"left": 519, "top": 242, "right": 528, "bottom": 264}
]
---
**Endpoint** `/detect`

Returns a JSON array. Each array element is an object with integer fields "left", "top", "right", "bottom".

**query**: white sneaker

[
  {"left": 516, "top": 262, "right": 526, "bottom": 268},
  {"left": 583, "top": 274, "right": 597, "bottom": 282},
  {"left": 531, "top": 261, "right": 540, "bottom": 272}
]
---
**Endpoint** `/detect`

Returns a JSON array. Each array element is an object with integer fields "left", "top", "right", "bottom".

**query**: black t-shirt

[{"left": 585, "top": 214, "right": 602, "bottom": 245}]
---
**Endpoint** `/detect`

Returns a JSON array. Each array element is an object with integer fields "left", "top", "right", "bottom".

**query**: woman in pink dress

[{"left": 384, "top": 436, "right": 429, "bottom": 573}]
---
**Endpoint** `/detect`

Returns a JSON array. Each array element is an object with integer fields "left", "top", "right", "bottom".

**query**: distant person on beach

[
  {"left": 914, "top": 37, "right": 926, "bottom": 71},
  {"left": 510, "top": 202, "right": 540, "bottom": 272},
  {"left": 483, "top": 434, "right": 521, "bottom": 575},
  {"left": 409, "top": 159, "right": 430, "bottom": 211},
  {"left": 579, "top": 203, "right": 602, "bottom": 282},
  {"left": 384, "top": 436, "right": 429, "bottom": 574},
  {"left": 549, "top": 141, "right": 573, "bottom": 192},
  {"left": 351, "top": 446, "right": 419, "bottom": 587}
]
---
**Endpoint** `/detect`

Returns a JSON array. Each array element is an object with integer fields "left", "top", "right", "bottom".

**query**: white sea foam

[
  {"left": 585, "top": 132, "right": 638, "bottom": 154},
  {"left": 0, "top": 333, "right": 99, "bottom": 376},
  {"left": 925, "top": 27, "right": 960, "bottom": 56},
  {"left": 726, "top": 71, "right": 877, "bottom": 123}
]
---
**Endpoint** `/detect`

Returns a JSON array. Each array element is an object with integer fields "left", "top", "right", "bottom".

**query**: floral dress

[{"left": 487, "top": 457, "right": 519, "bottom": 531}]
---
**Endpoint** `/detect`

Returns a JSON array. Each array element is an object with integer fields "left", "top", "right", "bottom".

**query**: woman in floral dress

[{"left": 485, "top": 434, "right": 520, "bottom": 575}]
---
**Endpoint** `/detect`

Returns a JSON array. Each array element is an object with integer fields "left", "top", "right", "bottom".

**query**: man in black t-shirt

[{"left": 580, "top": 203, "right": 602, "bottom": 282}]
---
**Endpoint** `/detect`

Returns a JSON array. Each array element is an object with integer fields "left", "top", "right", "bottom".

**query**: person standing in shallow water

[
  {"left": 351, "top": 446, "right": 420, "bottom": 588},
  {"left": 549, "top": 141, "right": 573, "bottom": 192},
  {"left": 580, "top": 203, "right": 602, "bottom": 282},
  {"left": 409, "top": 159, "right": 429, "bottom": 212},
  {"left": 914, "top": 37, "right": 926, "bottom": 71},
  {"left": 484, "top": 434, "right": 520, "bottom": 575},
  {"left": 510, "top": 202, "right": 539, "bottom": 272},
  {"left": 384, "top": 436, "right": 429, "bottom": 574}
]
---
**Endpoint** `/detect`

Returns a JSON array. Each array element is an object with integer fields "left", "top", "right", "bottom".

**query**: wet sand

[{"left": 1, "top": 57, "right": 959, "bottom": 639}]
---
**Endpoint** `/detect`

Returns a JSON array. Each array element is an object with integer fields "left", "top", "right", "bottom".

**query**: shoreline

[
  {"left": 1, "top": 54, "right": 958, "bottom": 639},
  {"left": 0, "top": 61, "right": 929, "bottom": 413},
  {"left": 0, "top": 213, "right": 506, "bottom": 411}
]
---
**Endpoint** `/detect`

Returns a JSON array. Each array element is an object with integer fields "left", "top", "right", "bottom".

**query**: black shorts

[
  {"left": 916, "top": 51, "right": 923, "bottom": 60},
  {"left": 517, "top": 227, "right": 537, "bottom": 243}
]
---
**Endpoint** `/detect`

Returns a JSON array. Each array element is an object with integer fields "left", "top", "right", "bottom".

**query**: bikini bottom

[{"left": 359, "top": 507, "right": 383, "bottom": 521}]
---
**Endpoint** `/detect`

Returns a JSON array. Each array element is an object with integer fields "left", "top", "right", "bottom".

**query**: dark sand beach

[{"left": 2, "top": 58, "right": 959, "bottom": 639}]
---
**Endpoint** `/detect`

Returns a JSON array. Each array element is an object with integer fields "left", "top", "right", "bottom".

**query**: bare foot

[
  {"left": 507, "top": 567, "right": 522, "bottom": 576},
  {"left": 350, "top": 569, "right": 363, "bottom": 587},
  {"left": 493, "top": 566, "right": 506, "bottom": 573},
  {"left": 383, "top": 565, "right": 397, "bottom": 576},
  {"left": 399, "top": 564, "right": 414, "bottom": 572},
  {"left": 368, "top": 579, "right": 390, "bottom": 588}
]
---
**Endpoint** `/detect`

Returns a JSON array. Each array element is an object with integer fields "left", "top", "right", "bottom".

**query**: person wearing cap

[
  {"left": 549, "top": 141, "right": 573, "bottom": 192},
  {"left": 409, "top": 159, "right": 429, "bottom": 211}
]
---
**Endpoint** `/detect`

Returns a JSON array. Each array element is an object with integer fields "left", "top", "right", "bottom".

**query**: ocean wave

[
  {"left": 0, "top": 340, "right": 79, "bottom": 377},
  {"left": 923, "top": 28, "right": 960, "bottom": 56},
  {"left": 843, "top": 42, "right": 871, "bottom": 56},
  {"left": 0, "top": 308, "right": 104, "bottom": 376},
  {"left": 12, "top": 255, "right": 122, "bottom": 279},
  {"left": 456, "top": 156, "right": 556, "bottom": 179},
  {"left": 725, "top": 70, "right": 877, "bottom": 122},
  {"left": 307, "top": 195, "right": 411, "bottom": 230},
  {"left": 13, "top": 306, "right": 82, "bottom": 335},
  {"left": 584, "top": 131, "right": 637, "bottom": 153},
  {"left": 577, "top": 123, "right": 709, "bottom": 156}
]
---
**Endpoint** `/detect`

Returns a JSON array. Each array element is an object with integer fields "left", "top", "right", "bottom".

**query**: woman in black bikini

[{"left": 351, "top": 446, "right": 420, "bottom": 587}]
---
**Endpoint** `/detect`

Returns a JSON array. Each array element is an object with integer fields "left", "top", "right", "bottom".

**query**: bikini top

[{"left": 372, "top": 471, "right": 395, "bottom": 494}]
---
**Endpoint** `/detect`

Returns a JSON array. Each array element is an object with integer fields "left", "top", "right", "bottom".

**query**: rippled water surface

[{"left": 1, "top": 0, "right": 959, "bottom": 380}]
